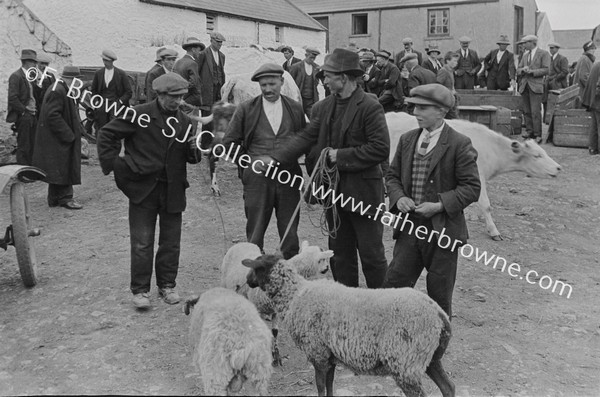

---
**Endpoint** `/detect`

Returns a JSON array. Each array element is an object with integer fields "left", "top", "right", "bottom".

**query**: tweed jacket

[
  {"left": 144, "top": 63, "right": 166, "bottom": 102},
  {"left": 455, "top": 48, "right": 481, "bottom": 77},
  {"left": 517, "top": 47, "right": 551, "bottom": 94},
  {"left": 91, "top": 66, "right": 132, "bottom": 106},
  {"left": 97, "top": 100, "right": 201, "bottom": 213},
  {"left": 282, "top": 57, "right": 301, "bottom": 72},
  {"left": 387, "top": 123, "right": 480, "bottom": 243},
  {"left": 575, "top": 53, "right": 595, "bottom": 98},
  {"left": 271, "top": 87, "right": 389, "bottom": 216},
  {"left": 174, "top": 54, "right": 202, "bottom": 107},
  {"left": 547, "top": 53, "right": 569, "bottom": 90},
  {"left": 197, "top": 47, "right": 226, "bottom": 106},
  {"left": 289, "top": 60, "right": 319, "bottom": 101},
  {"left": 436, "top": 65, "right": 455, "bottom": 92},
  {"left": 484, "top": 49, "right": 516, "bottom": 89},
  {"left": 6, "top": 68, "right": 32, "bottom": 123},
  {"left": 407, "top": 65, "right": 437, "bottom": 91}
]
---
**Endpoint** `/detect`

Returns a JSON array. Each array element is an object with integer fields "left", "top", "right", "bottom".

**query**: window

[
  {"left": 428, "top": 8, "right": 449, "bottom": 36},
  {"left": 275, "top": 26, "right": 282, "bottom": 43},
  {"left": 352, "top": 13, "right": 368, "bottom": 35},
  {"left": 206, "top": 14, "right": 215, "bottom": 32}
]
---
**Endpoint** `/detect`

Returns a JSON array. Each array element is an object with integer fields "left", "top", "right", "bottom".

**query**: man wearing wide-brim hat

[
  {"left": 289, "top": 46, "right": 321, "bottom": 117},
  {"left": 384, "top": 83, "right": 480, "bottom": 319},
  {"left": 91, "top": 49, "right": 133, "bottom": 130},
  {"left": 6, "top": 49, "right": 38, "bottom": 165},
  {"left": 264, "top": 48, "right": 391, "bottom": 289},
  {"left": 375, "top": 49, "right": 404, "bottom": 111},
  {"left": 483, "top": 34, "right": 516, "bottom": 91},
  {"left": 358, "top": 51, "right": 381, "bottom": 96},
  {"left": 145, "top": 48, "right": 178, "bottom": 102},
  {"left": 455, "top": 35, "right": 481, "bottom": 89},
  {"left": 281, "top": 46, "right": 301, "bottom": 72},
  {"left": 422, "top": 44, "right": 443, "bottom": 74},
  {"left": 97, "top": 72, "right": 202, "bottom": 310},
  {"left": 33, "top": 66, "right": 85, "bottom": 210}
]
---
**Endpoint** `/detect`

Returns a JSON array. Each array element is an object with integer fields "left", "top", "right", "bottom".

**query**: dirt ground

[{"left": 1, "top": 122, "right": 599, "bottom": 396}]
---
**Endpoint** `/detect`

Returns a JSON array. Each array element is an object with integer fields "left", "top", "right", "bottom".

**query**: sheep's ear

[
  {"left": 242, "top": 259, "right": 262, "bottom": 269},
  {"left": 320, "top": 250, "right": 334, "bottom": 259},
  {"left": 300, "top": 240, "right": 309, "bottom": 253}
]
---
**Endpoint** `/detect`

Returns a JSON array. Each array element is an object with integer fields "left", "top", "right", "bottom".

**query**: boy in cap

[
  {"left": 289, "top": 47, "right": 321, "bottom": 117},
  {"left": 455, "top": 36, "right": 481, "bottom": 89},
  {"left": 33, "top": 66, "right": 85, "bottom": 210},
  {"left": 281, "top": 46, "right": 301, "bottom": 72},
  {"left": 197, "top": 32, "right": 226, "bottom": 112},
  {"left": 220, "top": 63, "right": 306, "bottom": 259},
  {"left": 97, "top": 73, "right": 202, "bottom": 310},
  {"left": 91, "top": 49, "right": 133, "bottom": 130},
  {"left": 483, "top": 35, "right": 516, "bottom": 91},
  {"left": 384, "top": 83, "right": 481, "bottom": 317},
  {"left": 7, "top": 49, "right": 38, "bottom": 165}
]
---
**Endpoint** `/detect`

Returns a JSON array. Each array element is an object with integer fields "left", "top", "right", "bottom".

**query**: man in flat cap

[
  {"left": 543, "top": 42, "right": 569, "bottom": 120},
  {"left": 483, "top": 35, "right": 516, "bottom": 91},
  {"left": 7, "top": 49, "right": 38, "bottom": 165},
  {"left": 219, "top": 63, "right": 306, "bottom": 259},
  {"left": 581, "top": 57, "right": 600, "bottom": 155},
  {"left": 384, "top": 83, "right": 480, "bottom": 318},
  {"left": 517, "top": 35, "right": 550, "bottom": 142},
  {"left": 575, "top": 40, "right": 596, "bottom": 103},
  {"left": 33, "top": 66, "right": 85, "bottom": 210},
  {"left": 264, "top": 48, "right": 390, "bottom": 289},
  {"left": 422, "top": 45, "right": 443, "bottom": 75},
  {"left": 358, "top": 51, "right": 381, "bottom": 96},
  {"left": 455, "top": 36, "right": 481, "bottom": 89},
  {"left": 91, "top": 49, "right": 132, "bottom": 131},
  {"left": 281, "top": 46, "right": 301, "bottom": 72},
  {"left": 375, "top": 50, "right": 404, "bottom": 111},
  {"left": 97, "top": 73, "right": 202, "bottom": 310},
  {"left": 174, "top": 37, "right": 205, "bottom": 110},
  {"left": 437, "top": 51, "right": 460, "bottom": 119},
  {"left": 145, "top": 48, "right": 178, "bottom": 102},
  {"left": 395, "top": 38, "right": 423, "bottom": 97},
  {"left": 402, "top": 52, "right": 437, "bottom": 114},
  {"left": 197, "top": 32, "right": 226, "bottom": 113},
  {"left": 289, "top": 47, "right": 321, "bottom": 117},
  {"left": 32, "top": 53, "right": 56, "bottom": 115}
]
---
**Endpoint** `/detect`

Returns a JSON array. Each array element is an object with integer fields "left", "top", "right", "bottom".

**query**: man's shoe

[
  {"left": 158, "top": 287, "right": 181, "bottom": 304},
  {"left": 60, "top": 200, "right": 83, "bottom": 210},
  {"left": 132, "top": 292, "right": 151, "bottom": 310}
]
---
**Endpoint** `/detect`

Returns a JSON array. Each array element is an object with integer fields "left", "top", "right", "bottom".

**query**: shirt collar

[
  {"left": 423, "top": 121, "right": 445, "bottom": 136},
  {"left": 262, "top": 96, "right": 282, "bottom": 108}
]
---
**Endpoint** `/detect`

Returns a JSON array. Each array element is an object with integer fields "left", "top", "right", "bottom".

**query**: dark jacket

[
  {"left": 174, "top": 54, "right": 202, "bottom": 107},
  {"left": 358, "top": 65, "right": 381, "bottom": 96},
  {"left": 97, "top": 100, "right": 201, "bottom": 213},
  {"left": 377, "top": 62, "right": 404, "bottom": 102},
  {"left": 144, "top": 63, "right": 166, "bottom": 102},
  {"left": 484, "top": 49, "right": 516, "bottom": 90},
  {"left": 575, "top": 53, "right": 595, "bottom": 98},
  {"left": 422, "top": 58, "right": 443, "bottom": 74},
  {"left": 547, "top": 53, "right": 569, "bottom": 90},
  {"left": 271, "top": 87, "right": 389, "bottom": 216},
  {"left": 581, "top": 62, "right": 600, "bottom": 111},
  {"left": 197, "top": 47, "right": 226, "bottom": 106},
  {"left": 455, "top": 48, "right": 481, "bottom": 77},
  {"left": 6, "top": 68, "right": 32, "bottom": 123},
  {"left": 407, "top": 65, "right": 437, "bottom": 91},
  {"left": 437, "top": 65, "right": 455, "bottom": 91},
  {"left": 282, "top": 57, "right": 301, "bottom": 72},
  {"left": 517, "top": 47, "right": 551, "bottom": 94},
  {"left": 33, "top": 72, "right": 56, "bottom": 115},
  {"left": 395, "top": 50, "right": 423, "bottom": 70},
  {"left": 32, "top": 81, "right": 83, "bottom": 185},
  {"left": 91, "top": 66, "right": 132, "bottom": 106},
  {"left": 289, "top": 60, "right": 319, "bottom": 101},
  {"left": 386, "top": 123, "right": 480, "bottom": 243}
]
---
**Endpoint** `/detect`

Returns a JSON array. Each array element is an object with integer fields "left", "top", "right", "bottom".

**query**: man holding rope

[{"left": 263, "top": 48, "right": 390, "bottom": 288}]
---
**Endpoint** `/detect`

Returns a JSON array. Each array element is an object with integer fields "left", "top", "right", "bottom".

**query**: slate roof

[
  {"left": 291, "top": 0, "right": 498, "bottom": 14},
  {"left": 553, "top": 29, "right": 594, "bottom": 49},
  {"left": 140, "top": 0, "right": 326, "bottom": 31}
]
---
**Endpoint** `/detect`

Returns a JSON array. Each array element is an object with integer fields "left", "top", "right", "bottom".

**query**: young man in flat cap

[
  {"left": 455, "top": 36, "right": 481, "bottom": 89},
  {"left": 220, "top": 63, "right": 306, "bottom": 259},
  {"left": 7, "top": 49, "right": 38, "bottom": 165},
  {"left": 483, "top": 35, "right": 516, "bottom": 91},
  {"left": 289, "top": 47, "right": 321, "bottom": 117},
  {"left": 543, "top": 42, "right": 569, "bottom": 120},
  {"left": 263, "top": 48, "right": 390, "bottom": 289},
  {"left": 33, "top": 66, "right": 85, "bottom": 210},
  {"left": 145, "top": 48, "right": 178, "bottom": 102},
  {"left": 174, "top": 37, "right": 205, "bottom": 110},
  {"left": 437, "top": 51, "right": 460, "bottom": 119},
  {"left": 281, "top": 46, "right": 301, "bottom": 72},
  {"left": 32, "top": 53, "right": 56, "bottom": 115},
  {"left": 384, "top": 83, "right": 481, "bottom": 317},
  {"left": 517, "top": 35, "right": 550, "bottom": 142},
  {"left": 97, "top": 73, "right": 202, "bottom": 310},
  {"left": 575, "top": 40, "right": 596, "bottom": 103},
  {"left": 197, "top": 32, "right": 226, "bottom": 112},
  {"left": 375, "top": 50, "right": 403, "bottom": 112},
  {"left": 91, "top": 49, "right": 132, "bottom": 131}
]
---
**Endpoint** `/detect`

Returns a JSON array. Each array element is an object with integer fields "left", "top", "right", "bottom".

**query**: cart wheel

[{"left": 10, "top": 182, "right": 38, "bottom": 287}]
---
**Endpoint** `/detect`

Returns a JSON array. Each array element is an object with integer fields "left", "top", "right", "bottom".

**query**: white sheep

[
  {"left": 221, "top": 241, "right": 333, "bottom": 366},
  {"left": 243, "top": 255, "right": 455, "bottom": 397},
  {"left": 184, "top": 287, "right": 272, "bottom": 396}
]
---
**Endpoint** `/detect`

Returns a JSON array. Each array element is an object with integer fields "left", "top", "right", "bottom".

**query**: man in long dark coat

[
  {"left": 145, "top": 48, "right": 178, "bottom": 102},
  {"left": 197, "top": 32, "right": 226, "bottom": 115},
  {"left": 32, "top": 66, "right": 84, "bottom": 209},
  {"left": 32, "top": 53, "right": 56, "bottom": 115}
]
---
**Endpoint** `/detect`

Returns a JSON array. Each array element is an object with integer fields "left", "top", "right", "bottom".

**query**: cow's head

[
  {"left": 212, "top": 101, "right": 237, "bottom": 135},
  {"left": 511, "top": 139, "right": 562, "bottom": 177}
]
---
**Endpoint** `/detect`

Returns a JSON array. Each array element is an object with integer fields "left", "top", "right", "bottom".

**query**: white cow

[{"left": 386, "top": 112, "right": 562, "bottom": 240}]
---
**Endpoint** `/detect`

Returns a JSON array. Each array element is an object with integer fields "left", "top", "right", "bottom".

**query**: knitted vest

[
  {"left": 411, "top": 149, "right": 434, "bottom": 205},
  {"left": 247, "top": 104, "right": 294, "bottom": 156},
  {"left": 301, "top": 68, "right": 315, "bottom": 99}
]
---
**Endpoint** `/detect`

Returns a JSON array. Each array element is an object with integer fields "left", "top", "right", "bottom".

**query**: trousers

[
  {"left": 15, "top": 112, "right": 37, "bottom": 166},
  {"left": 521, "top": 85, "right": 544, "bottom": 138}
]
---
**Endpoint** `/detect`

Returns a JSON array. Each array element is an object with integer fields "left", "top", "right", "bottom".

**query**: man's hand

[
  {"left": 396, "top": 197, "right": 416, "bottom": 213},
  {"left": 25, "top": 104, "right": 36, "bottom": 114},
  {"left": 415, "top": 202, "right": 444, "bottom": 218},
  {"left": 327, "top": 149, "right": 337, "bottom": 164}
]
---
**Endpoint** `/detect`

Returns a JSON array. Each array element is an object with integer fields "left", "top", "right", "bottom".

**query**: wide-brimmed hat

[
  {"left": 376, "top": 50, "right": 392, "bottom": 59},
  {"left": 20, "top": 49, "right": 37, "bottom": 62},
  {"left": 251, "top": 63, "right": 284, "bottom": 81},
  {"left": 319, "top": 48, "right": 364, "bottom": 76},
  {"left": 61, "top": 66, "right": 83, "bottom": 79},
  {"left": 101, "top": 49, "right": 118, "bottom": 61},
  {"left": 182, "top": 37, "right": 206, "bottom": 50},
  {"left": 405, "top": 84, "right": 455, "bottom": 109},
  {"left": 426, "top": 44, "right": 440, "bottom": 55},
  {"left": 496, "top": 35, "right": 511, "bottom": 45},
  {"left": 360, "top": 51, "right": 376, "bottom": 62}
]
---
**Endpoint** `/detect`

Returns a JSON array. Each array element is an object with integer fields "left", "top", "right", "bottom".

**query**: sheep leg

[
  {"left": 313, "top": 365, "right": 329, "bottom": 397},
  {"left": 271, "top": 326, "right": 282, "bottom": 367},
  {"left": 426, "top": 359, "right": 456, "bottom": 397},
  {"left": 209, "top": 153, "right": 221, "bottom": 196},
  {"left": 325, "top": 363, "right": 336, "bottom": 396},
  {"left": 395, "top": 376, "right": 426, "bottom": 397},
  {"left": 476, "top": 176, "right": 503, "bottom": 240}
]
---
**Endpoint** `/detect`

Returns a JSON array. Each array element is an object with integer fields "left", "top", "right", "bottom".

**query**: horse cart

[{"left": 0, "top": 164, "right": 46, "bottom": 287}]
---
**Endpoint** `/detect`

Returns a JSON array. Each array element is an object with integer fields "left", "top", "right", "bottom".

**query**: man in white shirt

[
  {"left": 220, "top": 64, "right": 307, "bottom": 259},
  {"left": 289, "top": 47, "right": 321, "bottom": 117},
  {"left": 384, "top": 83, "right": 481, "bottom": 318},
  {"left": 483, "top": 35, "right": 516, "bottom": 90},
  {"left": 197, "top": 32, "right": 226, "bottom": 113}
]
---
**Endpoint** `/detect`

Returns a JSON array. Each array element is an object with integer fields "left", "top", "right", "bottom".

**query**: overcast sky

[{"left": 535, "top": 0, "right": 600, "bottom": 30}]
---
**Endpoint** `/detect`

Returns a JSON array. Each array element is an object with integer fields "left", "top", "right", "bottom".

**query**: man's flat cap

[
  {"left": 305, "top": 47, "right": 321, "bottom": 56},
  {"left": 182, "top": 37, "right": 205, "bottom": 50},
  {"left": 496, "top": 35, "right": 511, "bottom": 45},
  {"left": 400, "top": 52, "right": 418, "bottom": 62},
  {"left": 548, "top": 42, "right": 561, "bottom": 48},
  {"left": 101, "top": 49, "right": 118, "bottom": 61},
  {"left": 210, "top": 32, "right": 226, "bottom": 42},
  {"left": 458, "top": 35, "right": 472, "bottom": 43},
  {"left": 405, "top": 84, "right": 455, "bottom": 109},
  {"left": 402, "top": 37, "right": 413, "bottom": 44},
  {"left": 426, "top": 44, "right": 441, "bottom": 54},
  {"left": 376, "top": 50, "right": 391, "bottom": 59},
  {"left": 161, "top": 48, "right": 178, "bottom": 59},
  {"left": 521, "top": 34, "right": 538, "bottom": 43},
  {"left": 583, "top": 40, "right": 597, "bottom": 52},
  {"left": 251, "top": 63, "right": 284, "bottom": 81},
  {"left": 152, "top": 72, "right": 189, "bottom": 95},
  {"left": 37, "top": 53, "right": 53, "bottom": 64}
]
